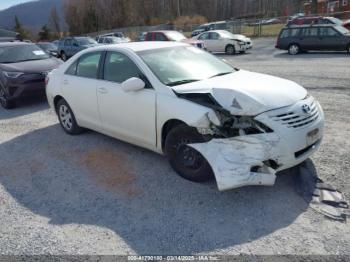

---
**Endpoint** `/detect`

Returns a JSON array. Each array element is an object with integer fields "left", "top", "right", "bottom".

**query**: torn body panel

[{"left": 189, "top": 134, "right": 282, "bottom": 191}]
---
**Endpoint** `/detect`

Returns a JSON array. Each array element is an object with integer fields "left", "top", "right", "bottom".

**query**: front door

[{"left": 97, "top": 51, "right": 156, "bottom": 149}]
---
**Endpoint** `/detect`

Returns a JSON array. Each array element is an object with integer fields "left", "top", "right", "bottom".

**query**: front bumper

[
  {"left": 190, "top": 96, "right": 324, "bottom": 191},
  {"left": 3, "top": 73, "right": 46, "bottom": 100}
]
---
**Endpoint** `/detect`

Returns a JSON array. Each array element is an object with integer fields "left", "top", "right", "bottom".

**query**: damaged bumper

[{"left": 190, "top": 97, "right": 324, "bottom": 191}]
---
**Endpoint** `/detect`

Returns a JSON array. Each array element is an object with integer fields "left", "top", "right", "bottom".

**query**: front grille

[{"left": 272, "top": 100, "right": 319, "bottom": 129}]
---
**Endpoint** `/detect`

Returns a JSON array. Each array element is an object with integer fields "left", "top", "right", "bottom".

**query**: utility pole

[{"left": 177, "top": 0, "right": 181, "bottom": 17}]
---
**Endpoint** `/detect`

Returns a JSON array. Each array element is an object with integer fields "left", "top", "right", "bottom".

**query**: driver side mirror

[{"left": 121, "top": 77, "right": 145, "bottom": 92}]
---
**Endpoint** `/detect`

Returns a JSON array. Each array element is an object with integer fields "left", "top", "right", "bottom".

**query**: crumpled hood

[{"left": 172, "top": 70, "right": 307, "bottom": 115}]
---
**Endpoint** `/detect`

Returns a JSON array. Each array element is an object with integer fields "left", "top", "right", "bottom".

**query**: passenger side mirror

[{"left": 121, "top": 77, "right": 145, "bottom": 92}]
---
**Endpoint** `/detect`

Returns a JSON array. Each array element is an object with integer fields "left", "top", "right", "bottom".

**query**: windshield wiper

[
  {"left": 167, "top": 79, "right": 201, "bottom": 86},
  {"left": 209, "top": 72, "right": 233, "bottom": 78}
]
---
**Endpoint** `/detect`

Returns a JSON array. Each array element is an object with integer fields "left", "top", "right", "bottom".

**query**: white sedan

[
  {"left": 193, "top": 30, "right": 252, "bottom": 54},
  {"left": 46, "top": 42, "right": 324, "bottom": 191}
]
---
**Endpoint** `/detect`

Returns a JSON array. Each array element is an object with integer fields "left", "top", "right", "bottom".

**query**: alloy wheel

[
  {"left": 289, "top": 44, "right": 299, "bottom": 55},
  {"left": 59, "top": 104, "right": 73, "bottom": 131}
]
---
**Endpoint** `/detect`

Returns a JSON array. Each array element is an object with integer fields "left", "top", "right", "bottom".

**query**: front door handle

[
  {"left": 98, "top": 87, "right": 108, "bottom": 94},
  {"left": 62, "top": 79, "right": 69, "bottom": 85}
]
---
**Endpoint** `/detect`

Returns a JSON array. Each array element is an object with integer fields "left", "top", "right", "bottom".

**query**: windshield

[
  {"left": 335, "top": 25, "right": 350, "bottom": 34},
  {"left": 138, "top": 46, "right": 236, "bottom": 86},
  {"left": 165, "top": 31, "right": 187, "bottom": 41},
  {"left": 219, "top": 31, "right": 236, "bottom": 39},
  {"left": 328, "top": 17, "right": 343, "bottom": 25},
  {"left": 0, "top": 44, "right": 50, "bottom": 63},
  {"left": 76, "top": 37, "right": 97, "bottom": 45}
]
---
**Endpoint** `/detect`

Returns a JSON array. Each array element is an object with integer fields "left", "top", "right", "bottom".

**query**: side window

[
  {"left": 76, "top": 52, "right": 102, "bottom": 79},
  {"left": 199, "top": 33, "right": 209, "bottom": 40},
  {"left": 209, "top": 32, "right": 220, "bottom": 40},
  {"left": 103, "top": 52, "right": 143, "bottom": 83},
  {"left": 64, "top": 39, "right": 72, "bottom": 46},
  {"left": 320, "top": 27, "right": 339, "bottom": 37},
  {"left": 145, "top": 33, "right": 152, "bottom": 41},
  {"left": 65, "top": 61, "right": 78, "bottom": 76},
  {"left": 155, "top": 33, "right": 167, "bottom": 41},
  {"left": 280, "top": 29, "right": 289, "bottom": 38},
  {"left": 301, "top": 28, "right": 318, "bottom": 37}
]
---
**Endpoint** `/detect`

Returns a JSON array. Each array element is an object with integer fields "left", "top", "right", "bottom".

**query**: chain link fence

[{"left": 87, "top": 11, "right": 350, "bottom": 40}]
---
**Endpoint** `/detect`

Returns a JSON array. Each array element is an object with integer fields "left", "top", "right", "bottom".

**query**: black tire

[
  {"left": 0, "top": 86, "right": 15, "bottom": 109},
  {"left": 288, "top": 44, "right": 300, "bottom": 55},
  {"left": 56, "top": 99, "right": 83, "bottom": 135},
  {"left": 165, "top": 124, "right": 214, "bottom": 182},
  {"left": 61, "top": 51, "right": 67, "bottom": 61},
  {"left": 225, "top": 44, "right": 236, "bottom": 55}
]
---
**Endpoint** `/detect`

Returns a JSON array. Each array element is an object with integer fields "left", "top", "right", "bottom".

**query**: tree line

[{"left": 63, "top": 0, "right": 305, "bottom": 35}]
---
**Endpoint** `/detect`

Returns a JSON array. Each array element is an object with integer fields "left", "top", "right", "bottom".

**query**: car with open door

[
  {"left": 193, "top": 30, "right": 251, "bottom": 54},
  {"left": 46, "top": 42, "right": 324, "bottom": 191}
]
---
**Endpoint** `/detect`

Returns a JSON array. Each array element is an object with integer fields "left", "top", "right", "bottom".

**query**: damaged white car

[{"left": 46, "top": 42, "right": 324, "bottom": 191}]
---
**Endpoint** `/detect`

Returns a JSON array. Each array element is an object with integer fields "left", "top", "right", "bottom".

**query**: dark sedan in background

[
  {"left": 0, "top": 42, "right": 62, "bottom": 109},
  {"left": 276, "top": 24, "right": 350, "bottom": 55}
]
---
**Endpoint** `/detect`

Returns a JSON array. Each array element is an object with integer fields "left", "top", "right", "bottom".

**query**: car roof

[
  {"left": 0, "top": 42, "right": 32, "bottom": 47},
  {"left": 285, "top": 24, "right": 338, "bottom": 29},
  {"left": 87, "top": 41, "right": 188, "bottom": 52}
]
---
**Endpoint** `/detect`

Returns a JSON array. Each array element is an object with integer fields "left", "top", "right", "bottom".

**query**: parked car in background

[
  {"left": 144, "top": 31, "right": 205, "bottom": 49},
  {"left": 344, "top": 19, "right": 350, "bottom": 30},
  {"left": 276, "top": 25, "right": 350, "bottom": 55},
  {"left": 193, "top": 30, "right": 252, "bottom": 54},
  {"left": 46, "top": 42, "right": 324, "bottom": 191},
  {"left": 97, "top": 36, "right": 129, "bottom": 44},
  {"left": 57, "top": 37, "right": 98, "bottom": 61},
  {"left": 52, "top": 40, "right": 59, "bottom": 47},
  {"left": 191, "top": 21, "right": 228, "bottom": 37},
  {"left": 287, "top": 16, "right": 343, "bottom": 27},
  {"left": 0, "top": 42, "right": 61, "bottom": 109},
  {"left": 138, "top": 32, "right": 147, "bottom": 41},
  {"left": 37, "top": 42, "right": 59, "bottom": 57},
  {"left": 96, "top": 32, "right": 130, "bottom": 43}
]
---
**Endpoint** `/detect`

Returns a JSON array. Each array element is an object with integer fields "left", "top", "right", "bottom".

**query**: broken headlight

[{"left": 210, "top": 112, "right": 273, "bottom": 138}]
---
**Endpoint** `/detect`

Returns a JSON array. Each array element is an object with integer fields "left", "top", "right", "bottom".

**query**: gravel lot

[{"left": 0, "top": 38, "right": 349, "bottom": 256}]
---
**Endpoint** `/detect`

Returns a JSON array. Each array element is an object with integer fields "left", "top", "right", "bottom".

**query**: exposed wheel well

[
  {"left": 161, "top": 119, "right": 187, "bottom": 151},
  {"left": 53, "top": 95, "right": 64, "bottom": 114}
]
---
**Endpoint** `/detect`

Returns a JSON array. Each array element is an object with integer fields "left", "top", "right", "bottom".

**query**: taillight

[{"left": 45, "top": 76, "right": 49, "bottom": 86}]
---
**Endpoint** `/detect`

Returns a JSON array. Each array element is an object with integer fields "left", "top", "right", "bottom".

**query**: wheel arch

[
  {"left": 161, "top": 119, "right": 187, "bottom": 152},
  {"left": 53, "top": 95, "right": 65, "bottom": 114}
]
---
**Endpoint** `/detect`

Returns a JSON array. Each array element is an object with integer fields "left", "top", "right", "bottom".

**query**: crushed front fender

[{"left": 189, "top": 134, "right": 282, "bottom": 191}]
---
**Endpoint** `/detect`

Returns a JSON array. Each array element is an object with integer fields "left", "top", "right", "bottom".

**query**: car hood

[
  {"left": 0, "top": 58, "right": 62, "bottom": 73},
  {"left": 181, "top": 39, "right": 204, "bottom": 44},
  {"left": 232, "top": 34, "right": 250, "bottom": 41},
  {"left": 172, "top": 70, "right": 307, "bottom": 116}
]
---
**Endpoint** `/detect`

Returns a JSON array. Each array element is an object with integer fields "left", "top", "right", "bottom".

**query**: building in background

[{"left": 304, "top": 0, "right": 350, "bottom": 15}]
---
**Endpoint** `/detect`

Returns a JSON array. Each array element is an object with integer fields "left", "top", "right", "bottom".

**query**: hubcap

[
  {"left": 227, "top": 46, "right": 234, "bottom": 54},
  {"left": 174, "top": 139, "right": 202, "bottom": 170},
  {"left": 59, "top": 105, "right": 73, "bottom": 130},
  {"left": 290, "top": 45, "right": 299, "bottom": 55}
]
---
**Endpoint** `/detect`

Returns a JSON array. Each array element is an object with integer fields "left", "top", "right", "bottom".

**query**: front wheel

[
  {"left": 288, "top": 44, "right": 300, "bottom": 55},
  {"left": 0, "top": 87, "right": 15, "bottom": 109},
  {"left": 225, "top": 44, "right": 236, "bottom": 55},
  {"left": 56, "top": 99, "right": 83, "bottom": 135},
  {"left": 165, "top": 125, "right": 214, "bottom": 182}
]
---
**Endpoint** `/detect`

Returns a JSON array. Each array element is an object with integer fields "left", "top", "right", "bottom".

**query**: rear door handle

[{"left": 98, "top": 87, "right": 108, "bottom": 94}]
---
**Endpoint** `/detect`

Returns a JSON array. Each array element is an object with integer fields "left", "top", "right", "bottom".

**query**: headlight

[{"left": 3, "top": 71, "right": 24, "bottom": 78}]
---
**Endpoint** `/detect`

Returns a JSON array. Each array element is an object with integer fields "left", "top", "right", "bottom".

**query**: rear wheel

[
  {"left": 56, "top": 99, "right": 83, "bottom": 135},
  {"left": 165, "top": 124, "right": 214, "bottom": 182},
  {"left": 225, "top": 44, "right": 236, "bottom": 55},
  {"left": 61, "top": 51, "right": 67, "bottom": 61},
  {"left": 288, "top": 44, "right": 300, "bottom": 55},
  {"left": 0, "top": 87, "right": 15, "bottom": 109}
]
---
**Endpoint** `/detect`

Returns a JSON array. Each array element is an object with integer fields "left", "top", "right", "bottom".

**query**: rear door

[
  {"left": 61, "top": 52, "right": 103, "bottom": 130},
  {"left": 299, "top": 27, "right": 319, "bottom": 50},
  {"left": 198, "top": 32, "right": 212, "bottom": 51}
]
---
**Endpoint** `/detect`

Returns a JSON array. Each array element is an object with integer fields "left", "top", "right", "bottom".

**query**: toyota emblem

[{"left": 302, "top": 104, "right": 312, "bottom": 114}]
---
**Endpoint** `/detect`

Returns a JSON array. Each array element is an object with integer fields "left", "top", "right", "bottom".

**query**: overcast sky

[{"left": 0, "top": 0, "right": 33, "bottom": 10}]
